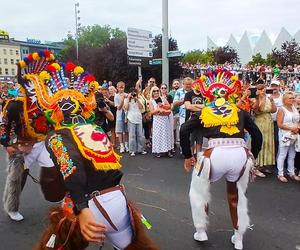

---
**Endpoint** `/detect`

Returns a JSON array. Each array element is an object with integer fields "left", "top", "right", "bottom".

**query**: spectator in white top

[
  {"left": 124, "top": 87, "right": 147, "bottom": 156},
  {"left": 270, "top": 79, "right": 283, "bottom": 159},
  {"left": 276, "top": 91, "right": 300, "bottom": 182}
]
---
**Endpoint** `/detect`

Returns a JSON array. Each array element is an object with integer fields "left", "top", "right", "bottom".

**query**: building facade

[
  {"left": 0, "top": 29, "right": 64, "bottom": 81},
  {"left": 207, "top": 27, "right": 299, "bottom": 65}
]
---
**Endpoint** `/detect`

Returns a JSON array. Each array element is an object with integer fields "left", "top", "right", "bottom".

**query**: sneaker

[
  {"left": 193, "top": 230, "right": 208, "bottom": 242},
  {"left": 140, "top": 151, "right": 147, "bottom": 155},
  {"left": 130, "top": 152, "right": 135, "bottom": 157},
  {"left": 8, "top": 211, "right": 24, "bottom": 221},
  {"left": 231, "top": 230, "right": 243, "bottom": 250},
  {"left": 125, "top": 147, "right": 129, "bottom": 153},
  {"left": 120, "top": 146, "right": 125, "bottom": 153}
]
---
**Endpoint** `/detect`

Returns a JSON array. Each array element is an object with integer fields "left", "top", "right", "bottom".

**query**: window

[
  {"left": 22, "top": 49, "right": 26, "bottom": 54},
  {"left": 0, "top": 68, "right": 2, "bottom": 74},
  {"left": 11, "top": 59, "right": 14, "bottom": 65},
  {"left": 5, "top": 68, "right": 9, "bottom": 75},
  {"left": 16, "top": 50, "right": 19, "bottom": 55},
  {"left": 9, "top": 49, "right": 13, "bottom": 55},
  {"left": 11, "top": 68, "right": 15, "bottom": 75},
  {"left": 4, "top": 58, "right": 7, "bottom": 65},
  {"left": 3, "top": 49, "right": 7, "bottom": 55},
  {"left": 16, "top": 59, "right": 19, "bottom": 63}
]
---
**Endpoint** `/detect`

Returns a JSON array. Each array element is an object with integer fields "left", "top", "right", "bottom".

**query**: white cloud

[{"left": 0, "top": 0, "right": 299, "bottom": 52}]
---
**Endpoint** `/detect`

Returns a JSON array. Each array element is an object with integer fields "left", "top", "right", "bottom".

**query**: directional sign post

[
  {"left": 127, "top": 28, "right": 153, "bottom": 80},
  {"left": 149, "top": 59, "right": 163, "bottom": 65},
  {"left": 167, "top": 50, "right": 182, "bottom": 58}
]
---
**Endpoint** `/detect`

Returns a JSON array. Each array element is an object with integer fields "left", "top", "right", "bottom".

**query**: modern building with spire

[{"left": 207, "top": 27, "right": 299, "bottom": 65}]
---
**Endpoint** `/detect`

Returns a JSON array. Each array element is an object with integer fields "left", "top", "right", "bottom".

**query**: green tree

[
  {"left": 182, "top": 50, "right": 213, "bottom": 64},
  {"left": 265, "top": 53, "right": 278, "bottom": 67},
  {"left": 248, "top": 53, "right": 266, "bottom": 65}
]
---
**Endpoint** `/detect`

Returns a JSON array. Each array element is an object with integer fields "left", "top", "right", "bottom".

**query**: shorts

[
  {"left": 115, "top": 120, "right": 128, "bottom": 133},
  {"left": 209, "top": 146, "right": 247, "bottom": 182},
  {"left": 24, "top": 141, "right": 54, "bottom": 169},
  {"left": 190, "top": 129, "right": 203, "bottom": 145}
]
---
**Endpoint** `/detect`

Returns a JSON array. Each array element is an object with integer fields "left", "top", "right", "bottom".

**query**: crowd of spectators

[
  {"left": 1, "top": 69, "right": 299, "bottom": 183},
  {"left": 181, "top": 62, "right": 300, "bottom": 92}
]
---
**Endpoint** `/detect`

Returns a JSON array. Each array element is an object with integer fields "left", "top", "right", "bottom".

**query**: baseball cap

[{"left": 271, "top": 79, "right": 280, "bottom": 86}]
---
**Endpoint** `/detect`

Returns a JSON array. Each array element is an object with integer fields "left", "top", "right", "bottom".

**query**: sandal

[
  {"left": 277, "top": 176, "right": 288, "bottom": 183},
  {"left": 289, "top": 175, "right": 300, "bottom": 181},
  {"left": 254, "top": 169, "right": 266, "bottom": 178}
]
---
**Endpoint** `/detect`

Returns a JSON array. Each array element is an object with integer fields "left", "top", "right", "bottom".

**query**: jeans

[
  {"left": 277, "top": 144, "right": 296, "bottom": 176},
  {"left": 128, "top": 121, "right": 144, "bottom": 153}
]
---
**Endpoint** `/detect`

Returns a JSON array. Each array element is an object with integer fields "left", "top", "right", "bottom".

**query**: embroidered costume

[
  {"left": 180, "top": 69, "right": 262, "bottom": 250},
  {"left": 0, "top": 50, "right": 55, "bottom": 221},
  {"left": 30, "top": 59, "right": 157, "bottom": 250}
]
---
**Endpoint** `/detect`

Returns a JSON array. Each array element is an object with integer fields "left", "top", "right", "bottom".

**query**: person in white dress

[{"left": 149, "top": 86, "right": 173, "bottom": 157}]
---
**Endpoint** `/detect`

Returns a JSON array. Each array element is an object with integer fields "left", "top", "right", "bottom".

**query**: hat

[{"left": 271, "top": 79, "right": 280, "bottom": 86}]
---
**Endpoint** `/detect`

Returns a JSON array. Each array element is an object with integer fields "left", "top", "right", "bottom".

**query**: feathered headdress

[
  {"left": 24, "top": 61, "right": 99, "bottom": 128},
  {"left": 195, "top": 69, "right": 242, "bottom": 135}
]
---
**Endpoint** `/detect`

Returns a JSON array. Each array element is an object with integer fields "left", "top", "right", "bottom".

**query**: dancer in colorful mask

[
  {"left": 0, "top": 50, "right": 56, "bottom": 221},
  {"left": 180, "top": 69, "right": 262, "bottom": 250},
  {"left": 29, "top": 59, "right": 157, "bottom": 250}
]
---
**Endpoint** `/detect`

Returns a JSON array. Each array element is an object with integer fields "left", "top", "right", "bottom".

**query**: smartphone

[
  {"left": 266, "top": 88, "right": 273, "bottom": 94},
  {"left": 249, "top": 87, "right": 257, "bottom": 98}
]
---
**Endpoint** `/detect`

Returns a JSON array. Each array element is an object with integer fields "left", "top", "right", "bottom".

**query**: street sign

[
  {"left": 127, "top": 39, "right": 153, "bottom": 51},
  {"left": 167, "top": 50, "right": 182, "bottom": 58},
  {"left": 149, "top": 59, "right": 162, "bottom": 65},
  {"left": 128, "top": 57, "right": 142, "bottom": 66},
  {"left": 127, "top": 28, "right": 153, "bottom": 41},
  {"left": 127, "top": 49, "right": 153, "bottom": 58}
]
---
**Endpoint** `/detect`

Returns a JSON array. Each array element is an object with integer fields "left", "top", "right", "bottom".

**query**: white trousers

[
  {"left": 277, "top": 144, "right": 296, "bottom": 176},
  {"left": 88, "top": 190, "right": 133, "bottom": 250},
  {"left": 24, "top": 141, "right": 54, "bottom": 169}
]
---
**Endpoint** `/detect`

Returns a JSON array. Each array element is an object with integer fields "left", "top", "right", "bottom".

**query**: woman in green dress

[{"left": 253, "top": 83, "right": 277, "bottom": 177}]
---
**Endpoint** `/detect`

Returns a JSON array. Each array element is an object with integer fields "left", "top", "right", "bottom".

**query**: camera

[{"left": 97, "top": 99, "right": 106, "bottom": 109}]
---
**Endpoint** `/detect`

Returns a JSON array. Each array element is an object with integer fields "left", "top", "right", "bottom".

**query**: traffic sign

[
  {"left": 127, "top": 49, "right": 153, "bottom": 58},
  {"left": 127, "top": 57, "right": 149, "bottom": 66},
  {"left": 127, "top": 39, "right": 153, "bottom": 51},
  {"left": 127, "top": 28, "right": 153, "bottom": 41},
  {"left": 167, "top": 50, "right": 182, "bottom": 58},
  {"left": 127, "top": 28, "right": 153, "bottom": 64},
  {"left": 149, "top": 59, "right": 162, "bottom": 65}
]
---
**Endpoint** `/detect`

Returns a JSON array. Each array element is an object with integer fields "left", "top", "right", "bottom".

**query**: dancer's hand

[
  {"left": 6, "top": 146, "right": 17, "bottom": 156},
  {"left": 78, "top": 208, "right": 107, "bottom": 243},
  {"left": 184, "top": 156, "right": 196, "bottom": 172}
]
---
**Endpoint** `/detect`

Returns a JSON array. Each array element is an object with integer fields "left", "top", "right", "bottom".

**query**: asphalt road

[{"left": 0, "top": 148, "right": 299, "bottom": 250}]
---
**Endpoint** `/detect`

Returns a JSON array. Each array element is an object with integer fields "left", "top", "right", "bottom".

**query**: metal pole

[
  {"left": 75, "top": 3, "right": 79, "bottom": 63},
  {"left": 162, "top": 0, "right": 169, "bottom": 89},
  {"left": 138, "top": 66, "right": 142, "bottom": 80}
]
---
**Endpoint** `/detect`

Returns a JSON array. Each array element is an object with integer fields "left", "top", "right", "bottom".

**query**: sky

[{"left": 1, "top": 0, "right": 299, "bottom": 52}]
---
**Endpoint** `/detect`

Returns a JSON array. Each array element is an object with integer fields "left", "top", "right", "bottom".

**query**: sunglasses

[
  {"left": 153, "top": 90, "right": 159, "bottom": 93},
  {"left": 161, "top": 87, "right": 167, "bottom": 90},
  {"left": 149, "top": 81, "right": 155, "bottom": 83}
]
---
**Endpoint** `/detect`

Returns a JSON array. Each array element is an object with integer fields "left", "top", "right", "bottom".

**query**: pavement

[{"left": 0, "top": 148, "right": 299, "bottom": 250}]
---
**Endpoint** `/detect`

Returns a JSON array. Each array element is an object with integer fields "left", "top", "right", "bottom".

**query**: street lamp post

[
  {"left": 75, "top": 3, "right": 81, "bottom": 63},
  {"left": 162, "top": 0, "right": 169, "bottom": 89}
]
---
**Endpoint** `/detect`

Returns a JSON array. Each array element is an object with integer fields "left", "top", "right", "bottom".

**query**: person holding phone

[
  {"left": 123, "top": 87, "right": 147, "bottom": 157},
  {"left": 253, "top": 83, "right": 277, "bottom": 177}
]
